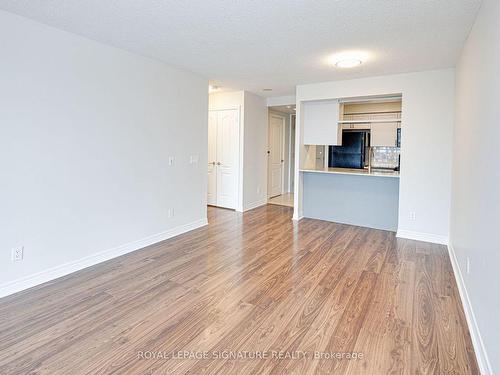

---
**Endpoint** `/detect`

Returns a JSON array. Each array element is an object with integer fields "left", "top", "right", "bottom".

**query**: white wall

[
  {"left": 295, "top": 69, "right": 455, "bottom": 243},
  {"left": 266, "top": 95, "right": 296, "bottom": 107},
  {"left": 0, "top": 11, "right": 208, "bottom": 296},
  {"left": 243, "top": 92, "right": 268, "bottom": 210},
  {"left": 450, "top": 0, "right": 499, "bottom": 372}
]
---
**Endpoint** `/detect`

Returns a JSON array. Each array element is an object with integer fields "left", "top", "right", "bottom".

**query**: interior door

[
  {"left": 216, "top": 109, "right": 239, "bottom": 209},
  {"left": 207, "top": 111, "right": 218, "bottom": 205},
  {"left": 268, "top": 114, "right": 284, "bottom": 198}
]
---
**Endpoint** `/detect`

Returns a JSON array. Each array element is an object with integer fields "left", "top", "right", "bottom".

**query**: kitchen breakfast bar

[
  {"left": 294, "top": 93, "right": 402, "bottom": 232},
  {"left": 300, "top": 167, "right": 400, "bottom": 231}
]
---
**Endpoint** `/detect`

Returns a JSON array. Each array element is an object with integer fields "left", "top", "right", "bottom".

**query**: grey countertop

[{"left": 299, "top": 166, "right": 400, "bottom": 178}]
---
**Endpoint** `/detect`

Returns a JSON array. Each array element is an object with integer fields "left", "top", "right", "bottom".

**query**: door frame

[
  {"left": 267, "top": 112, "right": 286, "bottom": 199},
  {"left": 207, "top": 107, "right": 243, "bottom": 212}
]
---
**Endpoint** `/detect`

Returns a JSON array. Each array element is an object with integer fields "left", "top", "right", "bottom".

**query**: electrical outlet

[
  {"left": 409, "top": 211, "right": 416, "bottom": 220},
  {"left": 466, "top": 257, "right": 471, "bottom": 275},
  {"left": 11, "top": 246, "right": 24, "bottom": 262},
  {"left": 168, "top": 156, "right": 175, "bottom": 166},
  {"left": 167, "top": 208, "right": 174, "bottom": 218}
]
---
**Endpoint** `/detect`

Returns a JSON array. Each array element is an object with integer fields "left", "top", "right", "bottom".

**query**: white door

[
  {"left": 207, "top": 109, "right": 239, "bottom": 209},
  {"left": 268, "top": 114, "right": 285, "bottom": 198},
  {"left": 216, "top": 110, "right": 239, "bottom": 209},
  {"left": 207, "top": 111, "right": 218, "bottom": 205}
]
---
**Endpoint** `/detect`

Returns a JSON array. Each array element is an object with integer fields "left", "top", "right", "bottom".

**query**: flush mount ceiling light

[
  {"left": 328, "top": 51, "right": 369, "bottom": 69},
  {"left": 335, "top": 58, "right": 362, "bottom": 68}
]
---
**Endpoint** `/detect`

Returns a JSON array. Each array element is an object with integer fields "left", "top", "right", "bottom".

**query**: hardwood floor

[{"left": 0, "top": 205, "right": 478, "bottom": 374}]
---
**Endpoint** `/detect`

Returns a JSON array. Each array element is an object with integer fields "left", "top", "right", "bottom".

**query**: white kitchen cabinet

[
  {"left": 371, "top": 122, "right": 399, "bottom": 147},
  {"left": 303, "top": 99, "right": 340, "bottom": 145}
]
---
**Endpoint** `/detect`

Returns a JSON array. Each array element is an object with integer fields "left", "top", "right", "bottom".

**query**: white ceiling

[{"left": 0, "top": 0, "right": 481, "bottom": 97}]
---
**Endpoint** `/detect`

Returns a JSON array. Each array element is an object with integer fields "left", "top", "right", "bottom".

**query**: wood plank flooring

[{"left": 0, "top": 205, "right": 479, "bottom": 374}]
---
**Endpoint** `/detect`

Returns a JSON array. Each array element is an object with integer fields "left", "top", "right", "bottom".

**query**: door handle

[{"left": 281, "top": 159, "right": 284, "bottom": 162}]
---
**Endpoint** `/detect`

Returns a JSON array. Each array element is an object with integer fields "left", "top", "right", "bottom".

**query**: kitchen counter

[
  {"left": 299, "top": 166, "right": 400, "bottom": 178},
  {"left": 302, "top": 168, "right": 400, "bottom": 231}
]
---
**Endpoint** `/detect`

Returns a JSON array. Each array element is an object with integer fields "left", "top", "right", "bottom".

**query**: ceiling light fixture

[
  {"left": 335, "top": 58, "right": 362, "bottom": 68},
  {"left": 328, "top": 50, "right": 369, "bottom": 69}
]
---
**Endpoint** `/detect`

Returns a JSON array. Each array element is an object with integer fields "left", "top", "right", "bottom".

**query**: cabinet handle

[{"left": 217, "top": 162, "right": 221, "bottom": 165}]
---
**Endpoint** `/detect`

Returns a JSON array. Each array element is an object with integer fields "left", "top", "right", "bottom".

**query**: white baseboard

[
  {"left": 243, "top": 199, "right": 267, "bottom": 212},
  {"left": 396, "top": 229, "right": 448, "bottom": 245},
  {"left": 0, "top": 218, "right": 208, "bottom": 299},
  {"left": 448, "top": 243, "right": 492, "bottom": 375}
]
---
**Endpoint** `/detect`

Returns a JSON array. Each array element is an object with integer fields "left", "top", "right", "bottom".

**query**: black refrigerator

[{"left": 328, "top": 130, "right": 369, "bottom": 169}]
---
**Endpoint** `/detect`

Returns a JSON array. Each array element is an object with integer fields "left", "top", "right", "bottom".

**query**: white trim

[
  {"left": 237, "top": 105, "right": 245, "bottom": 212},
  {"left": 0, "top": 218, "right": 208, "bottom": 299},
  {"left": 243, "top": 199, "right": 268, "bottom": 212},
  {"left": 396, "top": 229, "right": 448, "bottom": 245},
  {"left": 448, "top": 243, "right": 493, "bottom": 375}
]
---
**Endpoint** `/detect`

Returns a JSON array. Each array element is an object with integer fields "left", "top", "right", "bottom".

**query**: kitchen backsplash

[{"left": 370, "top": 146, "right": 400, "bottom": 169}]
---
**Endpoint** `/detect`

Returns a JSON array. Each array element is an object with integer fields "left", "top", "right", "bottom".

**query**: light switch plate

[
  {"left": 190, "top": 154, "right": 199, "bottom": 164},
  {"left": 167, "top": 208, "right": 174, "bottom": 218},
  {"left": 11, "top": 246, "right": 24, "bottom": 262}
]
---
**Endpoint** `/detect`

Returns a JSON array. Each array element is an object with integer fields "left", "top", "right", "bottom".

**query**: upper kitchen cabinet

[
  {"left": 341, "top": 99, "right": 402, "bottom": 147},
  {"left": 371, "top": 122, "right": 399, "bottom": 146},
  {"left": 303, "top": 99, "right": 340, "bottom": 145}
]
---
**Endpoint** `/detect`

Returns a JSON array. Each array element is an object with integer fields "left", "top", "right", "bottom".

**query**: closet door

[
  {"left": 207, "top": 111, "right": 218, "bottom": 206},
  {"left": 216, "top": 109, "right": 239, "bottom": 209}
]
